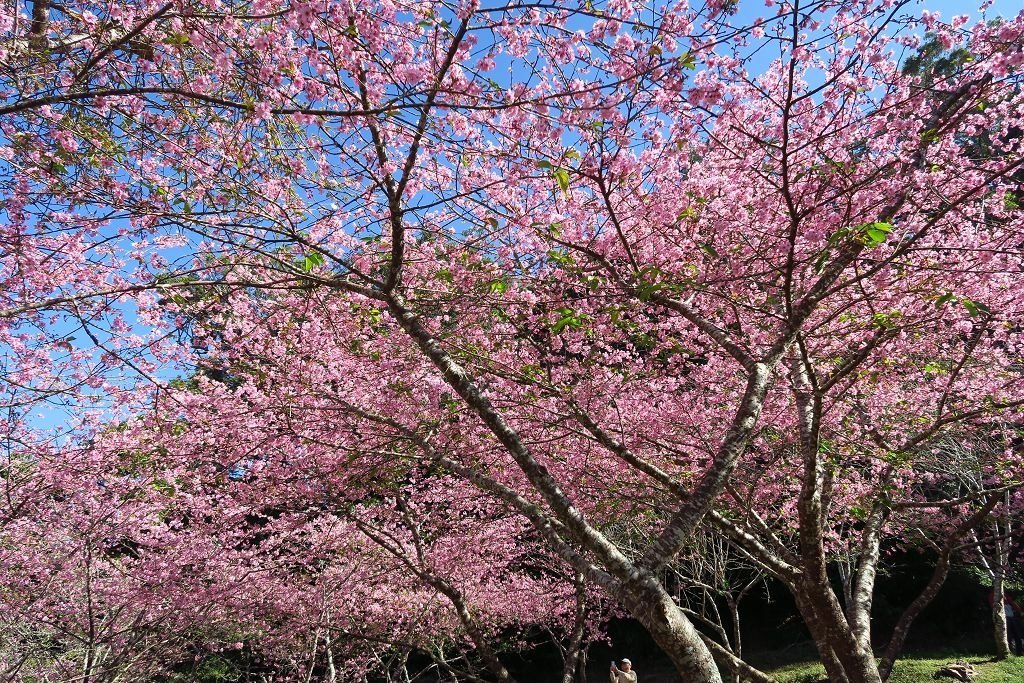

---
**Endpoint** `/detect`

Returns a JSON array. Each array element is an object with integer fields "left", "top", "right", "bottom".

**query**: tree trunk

[
  {"left": 878, "top": 494, "right": 1002, "bottom": 680},
  {"left": 837, "top": 559, "right": 852, "bottom": 619},
  {"left": 793, "top": 582, "right": 883, "bottom": 683},
  {"left": 993, "top": 569, "right": 1010, "bottom": 660},
  {"left": 562, "top": 573, "right": 588, "bottom": 683},
  {"left": 877, "top": 550, "right": 951, "bottom": 680},
  {"left": 849, "top": 508, "right": 886, "bottom": 653},
  {"left": 325, "top": 637, "right": 337, "bottom": 683},
  {"left": 621, "top": 576, "right": 724, "bottom": 683},
  {"left": 578, "top": 642, "right": 589, "bottom": 683},
  {"left": 790, "top": 360, "right": 882, "bottom": 683}
]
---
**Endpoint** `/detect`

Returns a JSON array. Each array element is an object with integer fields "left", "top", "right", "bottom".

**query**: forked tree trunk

[
  {"left": 790, "top": 360, "right": 882, "bottom": 683},
  {"left": 790, "top": 590, "right": 849, "bottom": 683},
  {"left": 795, "top": 582, "right": 882, "bottom": 683}
]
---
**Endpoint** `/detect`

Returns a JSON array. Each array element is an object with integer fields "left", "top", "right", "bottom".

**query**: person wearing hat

[{"left": 610, "top": 658, "right": 637, "bottom": 683}]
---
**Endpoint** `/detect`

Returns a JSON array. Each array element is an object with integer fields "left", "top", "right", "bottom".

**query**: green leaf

[
  {"left": 163, "top": 33, "right": 190, "bottom": 46},
  {"left": 961, "top": 298, "right": 991, "bottom": 317},
  {"left": 553, "top": 167, "right": 570, "bottom": 194},
  {"left": 871, "top": 311, "right": 901, "bottom": 329},
  {"left": 487, "top": 279, "right": 508, "bottom": 294},
  {"left": 829, "top": 221, "right": 893, "bottom": 249},
  {"left": 864, "top": 228, "right": 887, "bottom": 246},
  {"left": 552, "top": 307, "right": 585, "bottom": 334},
  {"left": 935, "top": 292, "right": 955, "bottom": 308},
  {"left": 698, "top": 241, "right": 719, "bottom": 258},
  {"left": 678, "top": 51, "right": 696, "bottom": 69},
  {"left": 302, "top": 251, "right": 325, "bottom": 272},
  {"left": 152, "top": 478, "right": 176, "bottom": 496},
  {"left": 636, "top": 265, "right": 667, "bottom": 302},
  {"left": 861, "top": 221, "right": 892, "bottom": 248},
  {"left": 826, "top": 226, "right": 850, "bottom": 246},
  {"left": 536, "top": 160, "right": 555, "bottom": 169},
  {"left": 814, "top": 251, "right": 830, "bottom": 274},
  {"left": 546, "top": 248, "right": 572, "bottom": 266}
]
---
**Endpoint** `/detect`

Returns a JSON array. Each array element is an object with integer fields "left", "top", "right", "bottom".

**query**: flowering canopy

[{"left": 2, "top": 0, "right": 1023, "bottom": 681}]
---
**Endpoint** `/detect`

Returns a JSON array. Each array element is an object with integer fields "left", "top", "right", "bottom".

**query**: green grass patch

[{"left": 767, "top": 653, "right": 1024, "bottom": 683}]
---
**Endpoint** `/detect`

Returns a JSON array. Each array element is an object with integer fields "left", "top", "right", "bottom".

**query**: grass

[
  {"left": 766, "top": 652, "right": 1024, "bottom": 683},
  {"left": 605, "top": 639, "right": 1024, "bottom": 682}
]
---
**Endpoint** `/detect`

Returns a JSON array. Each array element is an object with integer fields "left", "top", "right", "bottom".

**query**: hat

[{"left": 621, "top": 659, "right": 631, "bottom": 666}]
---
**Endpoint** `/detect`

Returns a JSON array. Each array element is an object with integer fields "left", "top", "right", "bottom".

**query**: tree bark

[
  {"left": 790, "top": 358, "right": 881, "bottom": 683},
  {"left": 578, "top": 642, "right": 589, "bottom": 683},
  {"left": 29, "top": 0, "right": 50, "bottom": 50},
  {"left": 876, "top": 549, "right": 952, "bottom": 680},
  {"left": 849, "top": 507, "right": 886, "bottom": 653},
  {"left": 620, "top": 576, "right": 724, "bottom": 683},
  {"left": 325, "top": 635, "right": 337, "bottom": 683},
  {"left": 992, "top": 567, "right": 1010, "bottom": 660},
  {"left": 796, "top": 580, "right": 882, "bottom": 683},
  {"left": 562, "top": 573, "right": 588, "bottom": 683}
]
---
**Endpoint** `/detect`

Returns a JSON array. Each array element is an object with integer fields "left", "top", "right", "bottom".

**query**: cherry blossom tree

[
  {"left": 3, "top": 0, "right": 1024, "bottom": 682},
  {"left": 1, "top": 419, "right": 589, "bottom": 682}
]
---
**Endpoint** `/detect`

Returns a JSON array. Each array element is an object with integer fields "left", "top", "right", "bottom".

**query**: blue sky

[{"left": 8, "top": 0, "right": 1023, "bottom": 438}]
